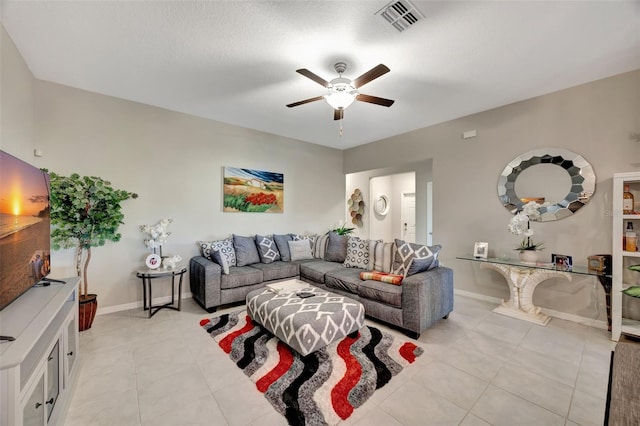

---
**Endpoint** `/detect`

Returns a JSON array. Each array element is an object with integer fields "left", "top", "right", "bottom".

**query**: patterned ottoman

[{"left": 246, "top": 282, "right": 365, "bottom": 356}]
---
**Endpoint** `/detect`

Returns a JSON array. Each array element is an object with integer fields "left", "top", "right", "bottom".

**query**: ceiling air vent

[{"left": 375, "top": 0, "right": 425, "bottom": 32}]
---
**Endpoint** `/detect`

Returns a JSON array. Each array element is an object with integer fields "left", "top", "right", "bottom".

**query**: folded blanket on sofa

[{"left": 359, "top": 270, "right": 403, "bottom": 285}]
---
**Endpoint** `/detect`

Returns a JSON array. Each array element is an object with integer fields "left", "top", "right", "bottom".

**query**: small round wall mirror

[
  {"left": 497, "top": 148, "right": 596, "bottom": 221},
  {"left": 373, "top": 195, "right": 390, "bottom": 216}
]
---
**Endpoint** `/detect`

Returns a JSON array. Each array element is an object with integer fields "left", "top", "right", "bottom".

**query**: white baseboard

[
  {"left": 96, "top": 292, "right": 193, "bottom": 316},
  {"left": 98, "top": 289, "right": 609, "bottom": 330},
  {"left": 455, "top": 289, "right": 502, "bottom": 304},
  {"left": 454, "top": 289, "right": 608, "bottom": 330}
]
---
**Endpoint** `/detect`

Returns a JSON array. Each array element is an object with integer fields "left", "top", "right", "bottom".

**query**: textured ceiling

[{"left": 1, "top": 1, "right": 639, "bottom": 149}]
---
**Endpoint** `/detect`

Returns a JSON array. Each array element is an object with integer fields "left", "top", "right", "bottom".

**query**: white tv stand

[{"left": 0, "top": 277, "right": 80, "bottom": 426}]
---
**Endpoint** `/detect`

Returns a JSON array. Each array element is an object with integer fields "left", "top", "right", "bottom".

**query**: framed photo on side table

[
  {"left": 474, "top": 242, "right": 489, "bottom": 258},
  {"left": 552, "top": 253, "right": 573, "bottom": 271},
  {"left": 145, "top": 253, "right": 162, "bottom": 269}
]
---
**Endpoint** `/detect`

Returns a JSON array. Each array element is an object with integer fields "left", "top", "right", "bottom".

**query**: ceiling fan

[{"left": 286, "top": 62, "right": 395, "bottom": 120}]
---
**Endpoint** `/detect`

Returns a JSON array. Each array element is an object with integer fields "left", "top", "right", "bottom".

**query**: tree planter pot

[{"left": 79, "top": 294, "right": 98, "bottom": 331}]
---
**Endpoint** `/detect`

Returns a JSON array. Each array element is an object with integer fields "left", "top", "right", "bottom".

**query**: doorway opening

[
  {"left": 344, "top": 159, "right": 432, "bottom": 244},
  {"left": 369, "top": 172, "right": 415, "bottom": 242}
]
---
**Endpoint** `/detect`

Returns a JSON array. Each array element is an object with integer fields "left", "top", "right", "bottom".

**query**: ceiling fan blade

[
  {"left": 334, "top": 108, "right": 344, "bottom": 121},
  {"left": 356, "top": 94, "right": 395, "bottom": 107},
  {"left": 352, "top": 64, "right": 390, "bottom": 88},
  {"left": 286, "top": 96, "right": 325, "bottom": 108},
  {"left": 296, "top": 69, "right": 330, "bottom": 87}
]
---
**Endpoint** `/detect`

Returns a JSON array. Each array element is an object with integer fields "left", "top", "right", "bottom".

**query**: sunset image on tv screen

[{"left": 0, "top": 151, "right": 51, "bottom": 310}]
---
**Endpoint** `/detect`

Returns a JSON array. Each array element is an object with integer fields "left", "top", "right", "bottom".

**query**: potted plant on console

[
  {"left": 508, "top": 201, "right": 545, "bottom": 264},
  {"left": 48, "top": 172, "right": 137, "bottom": 331}
]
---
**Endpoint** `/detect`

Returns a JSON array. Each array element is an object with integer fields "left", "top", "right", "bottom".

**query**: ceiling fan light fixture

[
  {"left": 326, "top": 91, "right": 356, "bottom": 110},
  {"left": 326, "top": 77, "right": 357, "bottom": 110},
  {"left": 287, "top": 62, "right": 394, "bottom": 118}
]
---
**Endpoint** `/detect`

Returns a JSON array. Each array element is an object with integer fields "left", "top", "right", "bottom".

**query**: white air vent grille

[{"left": 375, "top": 0, "right": 425, "bottom": 32}]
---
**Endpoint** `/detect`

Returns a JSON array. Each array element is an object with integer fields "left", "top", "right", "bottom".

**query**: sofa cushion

[
  {"left": 255, "top": 234, "right": 281, "bottom": 264},
  {"left": 198, "top": 238, "right": 236, "bottom": 267},
  {"left": 220, "top": 266, "right": 263, "bottom": 290},
  {"left": 248, "top": 261, "right": 298, "bottom": 282},
  {"left": 369, "top": 240, "right": 395, "bottom": 273},
  {"left": 392, "top": 239, "right": 439, "bottom": 277},
  {"left": 324, "top": 267, "right": 362, "bottom": 294},
  {"left": 313, "top": 232, "right": 330, "bottom": 259},
  {"left": 288, "top": 240, "right": 314, "bottom": 261},
  {"left": 357, "top": 280, "right": 403, "bottom": 308},
  {"left": 343, "top": 236, "right": 370, "bottom": 269},
  {"left": 324, "top": 231, "right": 348, "bottom": 263},
  {"left": 273, "top": 234, "right": 293, "bottom": 261},
  {"left": 233, "top": 234, "right": 261, "bottom": 266},
  {"left": 299, "top": 260, "right": 344, "bottom": 284}
]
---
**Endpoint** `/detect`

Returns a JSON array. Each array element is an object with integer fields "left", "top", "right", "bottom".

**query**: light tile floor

[{"left": 64, "top": 295, "right": 615, "bottom": 426}]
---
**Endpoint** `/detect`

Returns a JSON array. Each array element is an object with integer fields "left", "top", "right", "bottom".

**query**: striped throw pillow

[
  {"left": 369, "top": 241, "right": 395, "bottom": 273},
  {"left": 359, "top": 270, "right": 403, "bottom": 285},
  {"left": 313, "top": 232, "right": 330, "bottom": 259}
]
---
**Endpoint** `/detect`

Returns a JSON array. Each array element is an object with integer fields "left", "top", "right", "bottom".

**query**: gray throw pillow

[
  {"left": 406, "top": 257, "right": 434, "bottom": 277},
  {"left": 256, "top": 234, "right": 281, "bottom": 264},
  {"left": 393, "top": 239, "right": 441, "bottom": 276},
  {"left": 233, "top": 234, "right": 261, "bottom": 266},
  {"left": 288, "top": 240, "right": 314, "bottom": 261},
  {"left": 211, "top": 250, "right": 229, "bottom": 275},
  {"left": 324, "top": 231, "right": 348, "bottom": 263},
  {"left": 273, "top": 234, "right": 293, "bottom": 261}
]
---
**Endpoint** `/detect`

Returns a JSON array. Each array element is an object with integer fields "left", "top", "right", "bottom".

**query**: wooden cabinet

[
  {"left": 0, "top": 278, "right": 80, "bottom": 425},
  {"left": 612, "top": 172, "right": 640, "bottom": 340}
]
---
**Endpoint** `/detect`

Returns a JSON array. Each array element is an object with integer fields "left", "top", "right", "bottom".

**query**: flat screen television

[{"left": 0, "top": 150, "right": 51, "bottom": 311}]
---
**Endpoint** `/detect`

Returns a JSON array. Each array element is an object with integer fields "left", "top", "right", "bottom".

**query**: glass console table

[{"left": 457, "top": 255, "right": 611, "bottom": 328}]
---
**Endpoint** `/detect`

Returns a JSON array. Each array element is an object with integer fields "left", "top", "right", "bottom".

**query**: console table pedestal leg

[{"left": 481, "top": 263, "right": 572, "bottom": 325}]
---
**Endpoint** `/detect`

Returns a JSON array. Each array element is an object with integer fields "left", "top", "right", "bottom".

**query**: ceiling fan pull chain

[{"left": 339, "top": 118, "right": 344, "bottom": 137}]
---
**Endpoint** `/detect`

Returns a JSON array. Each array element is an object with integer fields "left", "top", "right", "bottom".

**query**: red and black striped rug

[{"left": 200, "top": 310, "right": 423, "bottom": 425}]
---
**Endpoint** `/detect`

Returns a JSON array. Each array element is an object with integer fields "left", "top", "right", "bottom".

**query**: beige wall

[
  {"left": 2, "top": 26, "right": 344, "bottom": 311},
  {"left": 345, "top": 69, "right": 640, "bottom": 322},
  {"left": 5, "top": 20, "right": 640, "bottom": 321},
  {"left": 1, "top": 26, "right": 34, "bottom": 158}
]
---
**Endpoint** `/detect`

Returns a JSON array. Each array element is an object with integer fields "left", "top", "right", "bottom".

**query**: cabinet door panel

[
  {"left": 46, "top": 340, "right": 60, "bottom": 420},
  {"left": 22, "top": 375, "right": 45, "bottom": 426},
  {"left": 66, "top": 311, "right": 78, "bottom": 379}
]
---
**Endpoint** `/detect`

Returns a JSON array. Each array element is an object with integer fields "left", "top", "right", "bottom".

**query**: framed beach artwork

[{"left": 223, "top": 167, "right": 284, "bottom": 213}]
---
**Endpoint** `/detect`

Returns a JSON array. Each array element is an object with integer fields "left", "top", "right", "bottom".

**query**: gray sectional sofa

[{"left": 190, "top": 232, "right": 454, "bottom": 338}]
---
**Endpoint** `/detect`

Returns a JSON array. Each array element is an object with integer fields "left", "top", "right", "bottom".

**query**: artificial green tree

[{"left": 48, "top": 172, "right": 137, "bottom": 300}]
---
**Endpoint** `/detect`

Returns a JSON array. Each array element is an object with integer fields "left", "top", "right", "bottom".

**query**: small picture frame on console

[
  {"left": 552, "top": 254, "right": 573, "bottom": 271},
  {"left": 474, "top": 242, "right": 489, "bottom": 258}
]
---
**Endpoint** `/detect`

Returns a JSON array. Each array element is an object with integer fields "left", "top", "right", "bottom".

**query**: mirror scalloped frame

[
  {"left": 497, "top": 148, "right": 596, "bottom": 221},
  {"left": 374, "top": 194, "right": 390, "bottom": 216}
]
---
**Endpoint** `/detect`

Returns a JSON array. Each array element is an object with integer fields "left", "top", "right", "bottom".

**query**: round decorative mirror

[
  {"left": 374, "top": 195, "right": 390, "bottom": 216},
  {"left": 497, "top": 148, "right": 596, "bottom": 221}
]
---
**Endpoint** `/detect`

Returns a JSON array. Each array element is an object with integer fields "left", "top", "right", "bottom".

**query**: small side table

[{"left": 136, "top": 266, "right": 186, "bottom": 318}]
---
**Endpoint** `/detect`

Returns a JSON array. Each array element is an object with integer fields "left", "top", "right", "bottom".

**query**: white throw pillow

[{"left": 288, "top": 240, "right": 314, "bottom": 261}]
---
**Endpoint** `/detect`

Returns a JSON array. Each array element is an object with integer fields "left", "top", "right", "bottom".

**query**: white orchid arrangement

[
  {"left": 508, "top": 202, "right": 544, "bottom": 251},
  {"left": 140, "top": 218, "right": 173, "bottom": 252}
]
